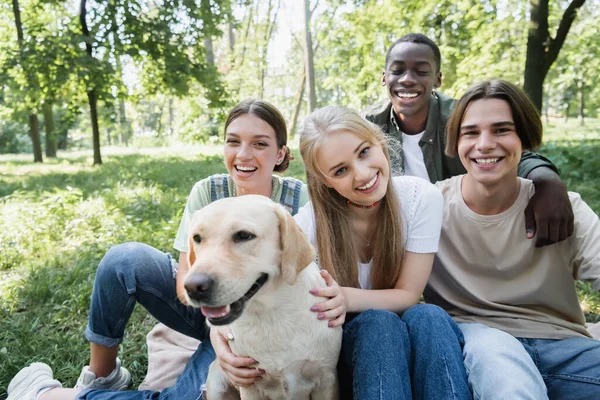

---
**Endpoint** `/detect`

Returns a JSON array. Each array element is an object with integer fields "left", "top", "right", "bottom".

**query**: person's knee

[
  {"left": 461, "top": 325, "right": 530, "bottom": 370},
  {"left": 343, "top": 310, "right": 408, "bottom": 366},
  {"left": 97, "top": 242, "right": 159, "bottom": 281},
  {"left": 349, "top": 309, "right": 405, "bottom": 335},
  {"left": 462, "top": 325, "right": 521, "bottom": 355},
  {"left": 402, "top": 304, "right": 453, "bottom": 328}
]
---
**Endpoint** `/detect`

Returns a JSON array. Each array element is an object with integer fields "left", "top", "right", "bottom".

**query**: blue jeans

[
  {"left": 84, "top": 242, "right": 213, "bottom": 397},
  {"left": 77, "top": 338, "right": 215, "bottom": 399},
  {"left": 341, "top": 305, "right": 471, "bottom": 400},
  {"left": 460, "top": 322, "right": 600, "bottom": 400}
]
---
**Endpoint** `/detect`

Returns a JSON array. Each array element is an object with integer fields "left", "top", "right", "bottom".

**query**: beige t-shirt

[{"left": 426, "top": 175, "right": 600, "bottom": 339}]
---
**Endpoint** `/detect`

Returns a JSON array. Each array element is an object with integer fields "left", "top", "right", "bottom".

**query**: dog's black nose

[{"left": 184, "top": 273, "right": 215, "bottom": 301}]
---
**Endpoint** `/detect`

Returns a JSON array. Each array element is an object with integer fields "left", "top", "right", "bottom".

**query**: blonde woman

[{"left": 208, "top": 106, "right": 471, "bottom": 399}]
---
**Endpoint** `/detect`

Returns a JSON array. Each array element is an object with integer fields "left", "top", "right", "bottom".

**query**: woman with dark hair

[
  {"left": 426, "top": 79, "right": 600, "bottom": 399},
  {"left": 6, "top": 99, "right": 308, "bottom": 400}
]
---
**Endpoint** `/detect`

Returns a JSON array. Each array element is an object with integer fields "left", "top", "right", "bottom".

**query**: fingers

[
  {"left": 212, "top": 328, "right": 262, "bottom": 386},
  {"left": 328, "top": 312, "right": 346, "bottom": 328},
  {"left": 312, "top": 295, "right": 342, "bottom": 313},
  {"left": 523, "top": 203, "right": 536, "bottom": 239},
  {"left": 310, "top": 286, "right": 340, "bottom": 298},
  {"left": 218, "top": 361, "right": 264, "bottom": 387},
  {"left": 316, "top": 305, "right": 345, "bottom": 323},
  {"left": 320, "top": 269, "right": 334, "bottom": 286},
  {"left": 534, "top": 217, "right": 549, "bottom": 247}
]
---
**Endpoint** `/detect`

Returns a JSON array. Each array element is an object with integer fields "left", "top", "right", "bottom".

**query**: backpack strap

[
  {"left": 209, "top": 174, "right": 231, "bottom": 202},
  {"left": 280, "top": 177, "right": 304, "bottom": 215}
]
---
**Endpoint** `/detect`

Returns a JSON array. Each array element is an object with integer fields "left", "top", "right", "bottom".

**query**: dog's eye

[
  {"left": 193, "top": 234, "right": 202, "bottom": 244},
  {"left": 232, "top": 230, "right": 256, "bottom": 243}
]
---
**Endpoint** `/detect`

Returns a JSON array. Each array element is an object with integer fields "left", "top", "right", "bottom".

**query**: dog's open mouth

[{"left": 200, "top": 273, "right": 269, "bottom": 325}]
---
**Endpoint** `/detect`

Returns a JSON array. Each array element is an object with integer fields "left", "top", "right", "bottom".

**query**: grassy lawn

[{"left": 1, "top": 131, "right": 599, "bottom": 397}]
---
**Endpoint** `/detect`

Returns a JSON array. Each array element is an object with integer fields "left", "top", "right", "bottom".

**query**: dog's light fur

[{"left": 185, "top": 195, "right": 342, "bottom": 400}]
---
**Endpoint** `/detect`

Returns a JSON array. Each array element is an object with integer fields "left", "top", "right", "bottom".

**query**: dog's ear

[
  {"left": 187, "top": 233, "right": 196, "bottom": 267},
  {"left": 274, "top": 205, "right": 315, "bottom": 285},
  {"left": 188, "top": 235, "right": 196, "bottom": 268},
  {"left": 187, "top": 213, "right": 199, "bottom": 268}
]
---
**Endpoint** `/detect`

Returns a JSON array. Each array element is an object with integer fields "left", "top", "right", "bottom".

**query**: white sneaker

[
  {"left": 7, "top": 363, "right": 62, "bottom": 400},
  {"left": 75, "top": 357, "right": 131, "bottom": 390}
]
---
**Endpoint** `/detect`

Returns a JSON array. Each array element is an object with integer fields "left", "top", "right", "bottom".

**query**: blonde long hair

[{"left": 299, "top": 106, "right": 404, "bottom": 289}]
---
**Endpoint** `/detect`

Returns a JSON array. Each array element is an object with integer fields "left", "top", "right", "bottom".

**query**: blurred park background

[{"left": 1, "top": 0, "right": 600, "bottom": 397}]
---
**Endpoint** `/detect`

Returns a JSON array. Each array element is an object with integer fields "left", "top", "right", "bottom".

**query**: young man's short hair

[
  {"left": 385, "top": 33, "right": 442, "bottom": 73},
  {"left": 445, "top": 80, "right": 543, "bottom": 157}
]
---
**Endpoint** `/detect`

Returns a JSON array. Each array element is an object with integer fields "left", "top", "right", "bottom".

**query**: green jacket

[{"left": 364, "top": 91, "right": 557, "bottom": 183}]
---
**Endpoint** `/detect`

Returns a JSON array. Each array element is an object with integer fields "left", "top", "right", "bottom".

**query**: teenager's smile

[
  {"left": 458, "top": 98, "right": 522, "bottom": 188},
  {"left": 355, "top": 171, "right": 381, "bottom": 194},
  {"left": 315, "top": 130, "right": 389, "bottom": 206}
]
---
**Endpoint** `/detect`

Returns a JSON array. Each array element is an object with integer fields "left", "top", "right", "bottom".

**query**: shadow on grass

[{"left": 0, "top": 154, "right": 227, "bottom": 199}]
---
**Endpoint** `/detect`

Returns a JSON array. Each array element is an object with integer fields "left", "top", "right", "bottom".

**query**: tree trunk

[
  {"left": 58, "top": 130, "right": 68, "bottom": 150},
  {"left": 29, "top": 114, "right": 43, "bottom": 163},
  {"left": 524, "top": 0, "right": 586, "bottom": 111},
  {"left": 204, "top": 35, "right": 215, "bottom": 66},
  {"left": 290, "top": 71, "right": 306, "bottom": 139},
  {"left": 88, "top": 90, "right": 102, "bottom": 165},
  {"left": 169, "top": 97, "right": 174, "bottom": 135},
  {"left": 228, "top": 21, "right": 235, "bottom": 52},
  {"left": 12, "top": 0, "right": 44, "bottom": 162},
  {"left": 578, "top": 79, "right": 585, "bottom": 126},
  {"left": 303, "top": 0, "right": 317, "bottom": 111},
  {"left": 43, "top": 102, "right": 57, "bottom": 157},
  {"left": 80, "top": 0, "right": 102, "bottom": 165},
  {"left": 564, "top": 103, "right": 570, "bottom": 122},
  {"left": 118, "top": 99, "right": 130, "bottom": 145},
  {"left": 259, "top": 0, "right": 280, "bottom": 99},
  {"left": 114, "top": 54, "right": 131, "bottom": 146}
]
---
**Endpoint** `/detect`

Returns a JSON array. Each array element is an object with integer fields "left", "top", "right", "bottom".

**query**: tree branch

[{"left": 545, "top": 0, "right": 586, "bottom": 72}]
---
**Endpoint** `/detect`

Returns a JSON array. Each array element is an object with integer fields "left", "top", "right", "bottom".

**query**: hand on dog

[
  {"left": 309, "top": 270, "right": 347, "bottom": 328},
  {"left": 211, "top": 326, "right": 265, "bottom": 387}
]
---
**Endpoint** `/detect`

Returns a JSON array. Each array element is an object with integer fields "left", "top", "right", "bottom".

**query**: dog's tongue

[{"left": 201, "top": 305, "right": 230, "bottom": 319}]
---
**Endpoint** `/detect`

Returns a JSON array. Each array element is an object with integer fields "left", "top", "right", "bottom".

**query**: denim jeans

[
  {"left": 460, "top": 322, "right": 600, "bottom": 400},
  {"left": 341, "top": 305, "right": 471, "bottom": 400},
  {"left": 84, "top": 242, "right": 213, "bottom": 397},
  {"left": 76, "top": 337, "right": 216, "bottom": 399}
]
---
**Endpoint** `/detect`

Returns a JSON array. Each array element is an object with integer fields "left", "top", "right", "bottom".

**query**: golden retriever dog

[{"left": 184, "top": 195, "right": 342, "bottom": 400}]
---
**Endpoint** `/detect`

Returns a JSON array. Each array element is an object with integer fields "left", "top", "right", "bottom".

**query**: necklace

[
  {"left": 355, "top": 230, "right": 372, "bottom": 247},
  {"left": 351, "top": 220, "right": 373, "bottom": 247},
  {"left": 346, "top": 199, "right": 379, "bottom": 209}
]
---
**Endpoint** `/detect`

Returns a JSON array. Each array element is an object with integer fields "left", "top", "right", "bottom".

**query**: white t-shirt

[
  {"left": 402, "top": 131, "right": 429, "bottom": 181},
  {"left": 293, "top": 176, "right": 444, "bottom": 289}
]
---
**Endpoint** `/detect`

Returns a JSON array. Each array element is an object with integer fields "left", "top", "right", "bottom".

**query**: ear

[
  {"left": 434, "top": 71, "right": 443, "bottom": 89},
  {"left": 187, "top": 234, "right": 196, "bottom": 268},
  {"left": 273, "top": 205, "right": 315, "bottom": 285},
  {"left": 381, "top": 71, "right": 387, "bottom": 87},
  {"left": 187, "top": 213, "right": 200, "bottom": 268},
  {"left": 277, "top": 145, "right": 287, "bottom": 164}
]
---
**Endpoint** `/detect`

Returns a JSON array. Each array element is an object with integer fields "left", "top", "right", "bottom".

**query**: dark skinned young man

[{"left": 365, "top": 33, "right": 573, "bottom": 247}]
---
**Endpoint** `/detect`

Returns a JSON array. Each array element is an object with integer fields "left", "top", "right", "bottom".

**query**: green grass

[
  {"left": 0, "top": 146, "right": 306, "bottom": 398},
  {"left": 0, "top": 138, "right": 599, "bottom": 398},
  {"left": 544, "top": 117, "right": 600, "bottom": 143}
]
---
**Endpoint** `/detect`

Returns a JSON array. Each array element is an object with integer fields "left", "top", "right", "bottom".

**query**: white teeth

[
  {"left": 358, "top": 174, "right": 378, "bottom": 190},
  {"left": 215, "top": 305, "right": 231, "bottom": 317},
  {"left": 396, "top": 92, "right": 418, "bottom": 98},
  {"left": 474, "top": 158, "right": 499, "bottom": 165},
  {"left": 236, "top": 166, "right": 257, "bottom": 172}
]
